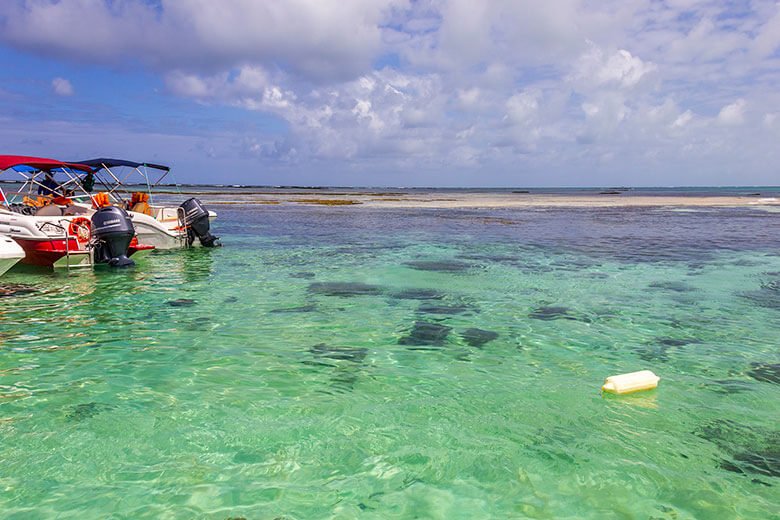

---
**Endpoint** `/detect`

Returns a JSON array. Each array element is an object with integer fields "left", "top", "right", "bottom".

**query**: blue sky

[{"left": 1, "top": 0, "right": 779, "bottom": 186}]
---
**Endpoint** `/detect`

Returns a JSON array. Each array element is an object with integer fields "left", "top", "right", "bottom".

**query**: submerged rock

[
  {"left": 223, "top": 296, "right": 239, "bottom": 303},
  {"left": 528, "top": 306, "right": 576, "bottom": 321},
  {"left": 0, "top": 284, "right": 37, "bottom": 298},
  {"left": 290, "top": 272, "right": 316, "bottom": 279},
  {"left": 270, "top": 304, "right": 317, "bottom": 314},
  {"left": 721, "top": 449, "right": 780, "bottom": 478},
  {"left": 390, "top": 288, "right": 445, "bottom": 300},
  {"left": 329, "top": 369, "right": 360, "bottom": 392},
  {"left": 65, "top": 402, "right": 115, "bottom": 421},
  {"left": 649, "top": 281, "right": 698, "bottom": 292},
  {"left": 764, "top": 280, "right": 780, "bottom": 291},
  {"left": 704, "top": 379, "right": 755, "bottom": 395},
  {"left": 460, "top": 328, "right": 499, "bottom": 348},
  {"left": 638, "top": 337, "right": 700, "bottom": 361},
  {"left": 695, "top": 419, "right": 780, "bottom": 479},
  {"left": 741, "top": 280, "right": 780, "bottom": 310},
  {"left": 741, "top": 290, "right": 780, "bottom": 310},
  {"left": 417, "top": 302, "right": 477, "bottom": 315},
  {"left": 747, "top": 363, "right": 780, "bottom": 384},
  {"left": 310, "top": 344, "right": 367, "bottom": 363},
  {"left": 405, "top": 260, "right": 473, "bottom": 273},
  {"left": 657, "top": 337, "right": 698, "bottom": 347},
  {"left": 398, "top": 321, "right": 451, "bottom": 347},
  {"left": 308, "top": 282, "right": 383, "bottom": 297},
  {"left": 635, "top": 345, "right": 672, "bottom": 363},
  {"left": 167, "top": 298, "right": 196, "bottom": 307}
]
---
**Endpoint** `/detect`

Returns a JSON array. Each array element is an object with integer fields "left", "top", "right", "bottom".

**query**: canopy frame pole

[
  {"left": 15, "top": 170, "right": 51, "bottom": 199},
  {"left": 93, "top": 164, "right": 117, "bottom": 197},
  {"left": 141, "top": 165, "right": 154, "bottom": 205},
  {"left": 152, "top": 168, "right": 171, "bottom": 187},
  {"left": 98, "top": 164, "right": 126, "bottom": 202}
]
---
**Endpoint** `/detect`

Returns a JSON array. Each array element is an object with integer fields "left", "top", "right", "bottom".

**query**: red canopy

[{"left": 0, "top": 155, "right": 92, "bottom": 173}]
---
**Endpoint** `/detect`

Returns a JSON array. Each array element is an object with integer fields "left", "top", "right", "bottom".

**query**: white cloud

[
  {"left": 718, "top": 99, "right": 746, "bottom": 125},
  {"left": 51, "top": 77, "right": 74, "bottom": 96},
  {"left": 2, "top": 1, "right": 780, "bottom": 184},
  {"left": 506, "top": 91, "right": 539, "bottom": 124},
  {"left": 457, "top": 88, "right": 481, "bottom": 108},
  {"left": 671, "top": 110, "right": 693, "bottom": 128},
  {"left": 0, "top": 0, "right": 406, "bottom": 81},
  {"left": 752, "top": 4, "right": 780, "bottom": 57},
  {"left": 573, "top": 44, "right": 657, "bottom": 90}
]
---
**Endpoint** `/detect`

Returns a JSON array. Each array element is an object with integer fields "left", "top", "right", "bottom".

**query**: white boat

[
  {"left": 0, "top": 235, "right": 24, "bottom": 276},
  {"left": 0, "top": 155, "right": 154, "bottom": 268},
  {"left": 71, "top": 158, "right": 220, "bottom": 249}
]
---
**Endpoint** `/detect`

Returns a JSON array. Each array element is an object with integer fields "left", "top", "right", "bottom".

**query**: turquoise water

[{"left": 1, "top": 201, "right": 779, "bottom": 518}]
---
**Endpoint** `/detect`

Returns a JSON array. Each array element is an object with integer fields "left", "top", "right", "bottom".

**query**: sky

[{"left": 0, "top": 0, "right": 779, "bottom": 186}]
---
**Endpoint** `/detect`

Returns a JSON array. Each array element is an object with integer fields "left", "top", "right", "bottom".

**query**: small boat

[
  {"left": 0, "top": 155, "right": 153, "bottom": 268},
  {"left": 0, "top": 234, "right": 24, "bottom": 276},
  {"left": 69, "top": 158, "right": 220, "bottom": 249}
]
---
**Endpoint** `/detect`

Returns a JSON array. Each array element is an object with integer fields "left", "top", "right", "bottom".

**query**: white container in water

[{"left": 602, "top": 370, "right": 660, "bottom": 395}]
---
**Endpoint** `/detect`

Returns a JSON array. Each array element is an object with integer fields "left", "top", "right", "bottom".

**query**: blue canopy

[{"left": 74, "top": 158, "right": 170, "bottom": 172}]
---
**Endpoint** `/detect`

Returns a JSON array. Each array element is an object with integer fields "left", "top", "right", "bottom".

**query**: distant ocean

[
  {"left": 153, "top": 184, "right": 780, "bottom": 197},
  {"left": 0, "top": 187, "right": 778, "bottom": 517}
]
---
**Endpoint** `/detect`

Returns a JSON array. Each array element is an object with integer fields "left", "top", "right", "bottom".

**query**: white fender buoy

[{"left": 602, "top": 370, "right": 660, "bottom": 395}]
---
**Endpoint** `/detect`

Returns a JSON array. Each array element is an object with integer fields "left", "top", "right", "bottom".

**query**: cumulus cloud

[
  {"left": 671, "top": 110, "right": 693, "bottom": 128},
  {"left": 505, "top": 91, "right": 539, "bottom": 124},
  {"left": 1, "top": 0, "right": 779, "bottom": 183},
  {"left": 51, "top": 77, "right": 74, "bottom": 96},
  {"left": 0, "top": 0, "right": 405, "bottom": 81},
  {"left": 718, "top": 99, "right": 746, "bottom": 125},
  {"left": 572, "top": 44, "right": 657, "bottom": 90}
]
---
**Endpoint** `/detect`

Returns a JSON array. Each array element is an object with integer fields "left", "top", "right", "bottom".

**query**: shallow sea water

[{"left": 1, "top": 201, "right": 779, "bottom": 519}]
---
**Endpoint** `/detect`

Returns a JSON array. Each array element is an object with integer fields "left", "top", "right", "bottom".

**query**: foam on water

[{"left": 0, "top": 201, "right": 778, "bottom": 518}]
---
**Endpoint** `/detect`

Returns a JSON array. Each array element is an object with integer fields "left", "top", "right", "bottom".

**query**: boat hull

[
  {"left": 0, "top": 236, "right": 25, "bottom": 276},
  {"left": 13, "top": 237, "right": 87, "bottom": 267},
  {"left": 127, "top": 210, "right": 217, "bottom": 250},
  {"left": 0, "top": 257, "right": 20, "bottom": 276}
]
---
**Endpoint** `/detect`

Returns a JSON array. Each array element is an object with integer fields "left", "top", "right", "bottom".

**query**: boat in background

[
  {"left": 0, "top": 235, "right": 24, "bottom": 276},
  {"left": 69, "top": 158, "right": 220, "bottom": 249},
  {"left": 0, "top": 155, "right": 153, "bottom": 268}
]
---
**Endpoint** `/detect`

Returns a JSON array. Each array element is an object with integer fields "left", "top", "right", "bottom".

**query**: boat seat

[
  {"left": 35, "top": 205, "right": 63, "bottom": 216},
  {"left": 131, "top": 202, "right": 154, "bottom": 216},
  {"left": 63, "top": 205, "right": 89, "bottom": 216}
]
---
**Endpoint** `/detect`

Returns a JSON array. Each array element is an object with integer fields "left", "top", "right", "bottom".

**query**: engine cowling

[
  {"left": 91, "top": 206, "right": 135, "bottom": 267},
  {"left": 180, "top": 198, "right": 220, "bottom": 247}
]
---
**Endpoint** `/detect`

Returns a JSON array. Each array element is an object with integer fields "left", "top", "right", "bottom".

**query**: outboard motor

[
  {"left": 91, "top": 206, "right": 136, "bottom": 267},
  {"left": 180, "top": 198, "right": 220, "bottom": 247}
]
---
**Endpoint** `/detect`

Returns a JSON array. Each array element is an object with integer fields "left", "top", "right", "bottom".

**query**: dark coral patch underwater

[
  {"left": 695, "top": 419, "right": 780, "bottom": 481},
  {"left": 417, "top": 302, "right": 478, "bottom": 315},
  {"left": 747, "top": 362, "right": 780, "bottom": 384},
  {"left": 390, "top": 288, "right": 446, "bottom": 300},
  {"left": 460, "top": 328, "right": 499, "bottom": 348},
  {"left": 270, "top": 304, "right": 317, "bottom": 314},
  {"left": 166, "top": 298, "right": 196, "bottom": 307},
  {"left": 649, "top": 281, "right": 698, "bottom": 293},
  {"left": 309, "top": 344, "right": 368, "bottom": 363},
  {"left": 404, "top": 260, "right": 474, "bottom": 273},
  {"left": 65, "top": 402, "right": 116, "bottom": 422},
  {"left": 0, "top": 284, "right": 37, "bottom": 298},
  {"left": 308, "top": 282, "right": 384, "bottom": 297},
  {"left": 398, "top": 321, "right": 452, "bottom": 348},
  {"left": 528, "top": 306, "right": 577, "bottom": 321}
]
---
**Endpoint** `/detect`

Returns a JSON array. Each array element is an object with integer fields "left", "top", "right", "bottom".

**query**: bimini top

[
  {"left": 0, "top": 155, "right": 92, "bottom": 172},
  {"left": 76, "top": 158, "right": 170, "bottom": 172}
]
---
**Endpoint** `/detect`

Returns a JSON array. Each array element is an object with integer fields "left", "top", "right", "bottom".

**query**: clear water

[{"left": 1, "top": 201, "right": 779, "bottom": 518}]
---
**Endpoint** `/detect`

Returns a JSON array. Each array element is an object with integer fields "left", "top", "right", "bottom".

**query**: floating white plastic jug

[{"left": 602, "top": 370, "right": 660, "bottom": 395}]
